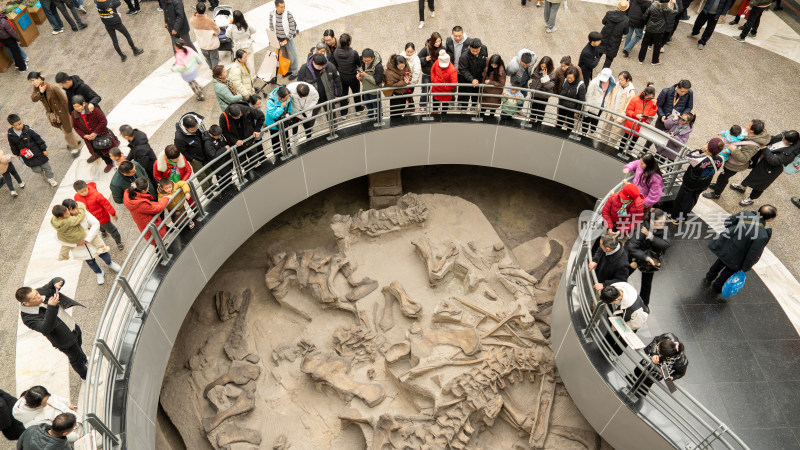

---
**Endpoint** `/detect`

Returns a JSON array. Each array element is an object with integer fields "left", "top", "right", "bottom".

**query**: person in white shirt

[
  {"left": 12, "top": 386, "right": 82, "bottom": 443},
  {"left": 287, "top": 82, "right": 319, "bottom": 141}
]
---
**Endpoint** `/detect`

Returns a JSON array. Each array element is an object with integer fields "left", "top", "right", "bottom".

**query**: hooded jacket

[
  {"left": 219, "top": 103, "right": 256, "bottom": 146},
  {"left": 359, "top": 52, "right": 384, "bottom": 92},
  {"left": 457, "top": 44, "right": 488, "bottom": 84},
  {"left": 265, "top": 87, "right": 292, "bottom": 131},
  {"left": 592, "top": 244, "right": 630, "bottom": 287},
  {"left": 430, "top": 62, "right": 458, "bottom": 102},
  {"left": 742, "top": 133, "right": 800, "bottom": 190},
  {"left": 623, "top": 160, "right": 665, "bottom": 207},
  {"left": 297, "top": 58, "right": 342, "bottom": 102},
  {"left": 642, "top": 0, "right": 675, "bottom": 34},
  {"left": 157, "top": 180, "right": 191, "bottom": 212},
  {"left": 72, "top": 106, "right": 119, "bottom": 155},
  {"left": 18, "top": 278, "right": 83, "bottom": 350},
  {"left": 599, "top": 10, "right": 630, "bottom": 58},
  {"left": 383, "top": 56, "right": 412, "bottom": 97},
  {"left": 189, "top": 13, "right": 220, "bottom": 50},
  {"left": 681, "top": 150, "right": 723, "bottom": 191},
  {"left": 506, "top": 49, "right": 537, "bottom": 87},
  {"left": 558, "top": 77, "right": 586, "bottom": 114},
  {"left": 162, "top": 0, "right": 189, "bottom": 35},
  {"left": 123, "top": 191, "right": 170, "bottom": 242},
  {"left": 62, "top": 76, "right": 102, "bottom": 113},
  {"left": 708, "top": 210, "right": 771, "bottom": 272},
  {"left": 627, "top": 0, "right": 653, "bottom": 28},
  {"left": 585, "top": 76, "right": 617, "bottom": 115},
  {"left": 50, "top": 204, "right": 87, "bottom": 244},
  {"left": 7, "top": 125, "right": 48, "bottom": 168},
  {"left": 600, "top": 80, "right": 636, "bottom": 127},
  {"left": 126, "top": 129, "right": 157, "bottom": 178},
  {"left": 174, "top": 113, "right": 207, "bottom": 163},
  {"left": 578, "top": 43, "right": 602, "bottom": 82},
  {"left": 74, "top": 182, "right": 116, "bottom": 224},
  {"left": 602, "top": 190, "right": 646, "bottom": 234},
  {"left": 609, "top": 281, "right": 649, "bottom": 331},
  {"left": 287, "top": 82, "right": 320, "bottom": 118},
  {"left": 153, "top": 151, "right": 192, "bottom": 182},
  {"left": 724, "top": 127, "right": 771, "bottom": 173},
  {"left": 110, "top": 160, "right": 155, "bottom": 204},
  {"left": 657, "top": 115, "right": 693, "bottom": 160},
  {"left": 0, "top": 13, "right": 20, "bottom": 40},
  {"left": 16, "top": 423, "right": 69, "bottom": 450}
]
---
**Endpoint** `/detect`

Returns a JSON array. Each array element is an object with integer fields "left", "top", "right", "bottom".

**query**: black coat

[
  {"left": 204, "top": 133, "right": 229, "bottom": 172},
  {"left": 558, "top": 78, "right": 587, "bottom": 113},
  {"left": 599, "top": 10, "right": 630, "bottom": 58},
  {"left": 626, "top": 227, "right": 670, "bottom": 264},
  {"left": 220, "top": 102, "right": 256, "bottom": 146},
  {"left": 742, "top": 134, "right": 800, "bottom": 191},
  {"left": 163, "top": 0, "right": 189, "bottom": 35},
  {"left": 0, "top": 389, "right": 24, "bottom": 440},
  {"left": 63, "top": 76, "right": 101, "bottom": 113},
  {"left": 457, "top": 45, "right": 488, "bottom": 84},
  {"left": 7, "top": 126, "right": 48, "bottom": 168},
  {"left": 680, "top": 150, "right": 723, "bottom": 191},
  {"left": 708, "top": 211, "right": 771, "bottom": 272},
  {"left": 627, "top": 0, "right": 653, "bottom": 28},
  {"left": 642, "top": 1, "right": 674, "bottom": 34},
  {"left": 445, "top": 36, "right": 473, "bottom": 70},
  {"left": 174, "top": 116, "right": 207, "bottom": 163},
  {"left": 645, "top": 332, "right": 688, "bottom": 380},
  {"left": 19, "top": 278, "right": 85, "bottom": 350},
  {"left": 578, "top": 43, "right": 602, "bottom": 81},
  {"left": 592, "top": 246, "right": 630, "bottom": 287},
  {"left": 418, "top": 44, "right": 442, "bottom": 76},
  {"left": 126, "top": 129, "right": 157, "bottom": 179}
]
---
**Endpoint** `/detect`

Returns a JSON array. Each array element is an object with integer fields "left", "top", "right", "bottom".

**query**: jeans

[
  {"left": 543, "top": 0, "right": 561, "bottom": 29},
  {"left": 40, "top": 0, "right": 64, "bottom": 31},
  {"left": 53, "top": 1, "right": 85, "bottom": 30},
  {"left": 85, "top": 251, "right": 113, "bottom": 274},
  {"left": 362, "top": 93, "right": 379, "bottom": 119},
  {"left": 61, "top": 325, "right": 88, "bottom": 380},
  {"left": 740, "top": 6, "right": 765, "bottom": 38},
  {"left": 100, "top": 221, "right": 122, "bottom": 244},
  {"left": 104, "top": 22, "right": 137, "bottom": 56},
  {"left": 28, "top": 161, "right": 55, "bottom": 179},
  {"left": 201, "top": 48, "right": 219, "bottom": 69},
  {"left": 706, "top": 258, "right": 738, "bottom": 291},
  {"left": 623, "top": 27, "right": 644, "bottom": 53},
  {"left": 692, "top": 10, "right": 719, "bottom": 45},
  {"left": 418, "top": 0, "right": 434, "bottom": 20},
  {"left": 0, "top": 38, "right": 25, "bottom": 70},
  {"left": 1, "top": 161, "right": 22, "bottom": 191},
  {"left": 4, "top": 44, "right": 27, "bottom": 61},
  {"left": 283, "top": 38, "right": 299, "bottom": 76},
  {"left": 638, "top": 31, "right": 663, "bottom": 63}
]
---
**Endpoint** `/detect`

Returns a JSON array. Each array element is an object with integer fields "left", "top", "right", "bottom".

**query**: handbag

[
  {"left": 721, "top": 271, "right": 746, "bottom": 299},
  {"left": 277, "top": 46, "right": 291, "bottom": 76},
  {"left": 79, "top": 112, "right": 114, "bottom": 152}
]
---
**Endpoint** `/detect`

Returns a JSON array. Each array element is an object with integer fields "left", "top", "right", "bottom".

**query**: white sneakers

[
  {"left": 18, "top": 182, "right": 24, "bottom": 188},
  {"left": 96, "top": 272, "right": 105, "bottom": 285},
  {"left": 419, "top": 21, "right": 425, "bottom": 29},
  {"left": 431, "top": 11, "right": 435, "bottom": 17},
  {"left": 10, "top": 191, "right": 18, "bottom": 197},
  {"left": 47, "top": 178, "right": 58, "bottom": 187},
  {"left": 109, "top": 262, "right": 122, "bottom": 273}
]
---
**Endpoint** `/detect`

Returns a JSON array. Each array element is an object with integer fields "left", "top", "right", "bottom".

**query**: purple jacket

[
  {"left": 0, "top": 14, "right": 21, "bottom": 40},
  {"left": 624, "top": 160, "right": 664, "bottom": 207},
  {"left": 657, "top": 115, "right": 693, "bottom": 161}
]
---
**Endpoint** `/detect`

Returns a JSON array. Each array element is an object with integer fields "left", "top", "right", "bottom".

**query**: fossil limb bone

[
  {"left": 202, "top": 390, "right": 255, "bottom": 433},
  {"left": 301, "top": 351, "right": 386, "bottom": 407},
  {"left": 203, "top": 361, "right": 261, "bottom": 397},
  {"left": 216, "top": 425, "right": 262, "bottom": 447}
]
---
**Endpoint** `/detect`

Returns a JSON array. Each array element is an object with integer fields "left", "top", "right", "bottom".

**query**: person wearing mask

[
  {"left": 15, "top": 278, "right": 88, "bottom": 380},
  {"left": 269, "top": 0, "right": 299, "bottom": 80},
  {"left": 383, "top": 55, "right": 413, "bottom": 117},
  {"left": 657, "top": 111, "right": 695, "bottom": 160},
  {"left": 622, "top": 153, "right": 664, "bottom": 209},
  {"left": 457, "top": 38, "right": 488, "bottom": 111},
  {"left": 358, "top": 49, "right": 384, "bottom": 120},
  {"left": 16, "top": 413, "right": 76, "bottom": 450},
  {"left": 96, "top": 0, "right": 144, "bottom": 62},
  {"left": 0, "top": 12, "right": 26, "bottom": 72},
  {"left": 322, "top": 29, "right": 337, "bottom": 58},
  {"left": 583, "top": 68, "right": 616, "bottom": 136},
  {"left": 52, "top": 0, "right": 87, "bottom": 33},
  {"left": 55, "top": 73, "right": 102, "bottom": 113},
  {"left": 598, "top": 70, "right": 635, "bottom": 144},
  {"left": 732, "top": 131, "right": 800, "bottom": 206},
  {"left": 732, "top": 0, "right": 771, "bottom": 42},
  {"left": 163, "top": 0, "right": 196, "bottom": 52},
  {"left": 445, "top": 26, "right": 472, "bottom": 73},
  {"left": 287, "top": 82, "right": 319, "bottom": 140},
  {"left": 71, "top": 95, "right": 117, "bottom": 173},
  {"left": 688, "top": 0, "right": 728, "bottom": 49},
  {"left": 332, "top": 33, "right": 363, "bottom": 114},
  {"left": 228, "top": 10, "right": 255, "bottom": 75},
  {"left": 705, "top": 204, "right": 776, "bottom": 294},
  {"left": 638, "top": 0, "right": 675, "bottom": 66},
  {"left": 602, "top": 183, "right": 646, "bottom": 236},
  {"left": 589, "top": 234, "right": 630, "bottom": 289},
  {"left": 110, "top": 160, "right": 154, "bottom": 203},
  {"left": 212, "top": 65, "right": 244, "bottom": 111},
  {"left": 124, "top": 178, "right": 173, "bottom": 243},
  {"left": 599, "top": 1, "right": 629, "bottom": 68},
  {"left": 578, "top": 32, "right": 603, "bottom": 81},
  {"left": 173, "top": 113, "right": 207, "bottom": 176},
  {"left": 556, "top": 66, "right": 586, "bottom": 131},
  {"left": 189, "top": 2, "right": 220, "bottom": 69},
  {"left": 430, "top": 50, "right": 458, "bottom": 114},
  {"left": 119, "top": 125, "right": 157, "bottom": 183},
  {"left": 418, "top": 0, "right": 435, "bottom": 29},
  {"left": 480, "top": 55, "right": 506, "bottom": 118},
  {"left": 264, "top": 86, "right": 292, "bottom": 151},
  {"left": 625, "top": 209, "right": 670, "bottom": 305},
  {"left": 6, "top": 114, "right": 58, "bottom": 187},
  {"left": 27, "top": 72, "right": 83, "bottom": 156},
  {"left": 670, "top": 138, "right": 725, "bottom": 222},
  {"left": 229, "top": 49, "right": 255, "bottom": 100},
  {"left": 621, "top": 0, "right": 651, "bottom": 57},
  {"left": 543, "top": 0, "right": 564, "bottom": 33},
  {"left": 298, "top": 53, "right": 343, "bottom": 113},
  {"left": 506, "top": 49, "right": 537, "bottom": 87},
  {"left": 528, "top": 56, "right": 555, "bottom": 125},
  {"left": 0, "top": 389, "right": 25, "bottom": 440},
  {"left": 619, "top": 83, "right": 657, "bottom": 156},
  {"left": 417, "top": 32, "right": 443, "bottom": 110},
  {"left": 551, "top": 55, "right": 583, "bottom": 90},
  {"left": 704, "top": 119, "right": 771, "bottom": 200}
]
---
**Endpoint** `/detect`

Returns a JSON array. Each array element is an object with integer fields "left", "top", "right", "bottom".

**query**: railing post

[
  {"left": 277, "top": 121, "right": 290, "bottom": 159},
  {"left": 422, "top": 85, "right": 434, "bottom": 122},
  {"left": 230, "top": 145, "right": 245, "bottom": 187},
  {"left": 116, "top": 276, "right": 144, "bottom": 315},
  {"left": 187, "top": 179, "right": 207, "bottom": 219},
  {"left": 85, "top": 414, "right": 121, "bottom": 446},
  {"left": 471, "top": 85, "right": 484, "bottom": 122},
  {"left": 149, "top": 224, "right": 171, "bottom": 263},
  {"left": 326, "top": 106, "right": 338, "bottom": 141},
  {"left": 95, "top": 338, "right": 125, "bottom": 375},
  {"left": 374, "top": 92, "right": 385, "bottom": 127},
  {"left": 624, "top": 364, "right": 651, "bottom": 401},
  {"left": 693, "top": 424, "right": 728, "bottom": 450},
  {"left": 582, "top": 302, "right": 607, "bottom": 342}
]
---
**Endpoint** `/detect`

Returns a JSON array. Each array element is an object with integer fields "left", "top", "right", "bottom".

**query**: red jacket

[
  {"left": 72, "top": 107, "right": 119, "bottom": 155},
  {"left": 430, "top": 62, "right": 458, "bottom": 102},
  {"left": 623, "top": 96, "right": 658, "bottom": 137},
  {"left": 601, "top": 192, "right": 645, "bottom": 235},
  {"left": 153, "top": 152, "right": 192, "bottom": 182},
  {"left": 74, "top": 182, "right": 115, "bottom": 224},
  {"left": 123, "top": 192, "right": 170, "bottom": 243}
]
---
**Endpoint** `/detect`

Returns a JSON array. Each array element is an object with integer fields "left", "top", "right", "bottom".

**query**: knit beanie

[
  {"left": 619, "top": 183, "right": 641, "bottom": 201},
  {"left": 707, "top": 137, "right": 724, "bottom": 155},
  {"left": 438, "top": 49, "right": 450, "bottom": 68}
]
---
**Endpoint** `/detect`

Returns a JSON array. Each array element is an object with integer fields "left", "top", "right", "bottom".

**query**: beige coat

[
  {"left": 189, "top": 14, "right": 220, "bottom": 51},
  {"left": 31, "top": 82, "right": 75, "bottom": 133},
  {"left": 598, "top": 82, "right": 636, "bottom": 144},
  {"left": 228, "top": 61, "right": 253, "bottom": 98},
  {"left": 0, "top": 151, "right": 10, "bottom": 174}
]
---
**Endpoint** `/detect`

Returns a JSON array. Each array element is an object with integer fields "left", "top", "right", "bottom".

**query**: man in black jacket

[
  {"left": 162, "top": 0, "right": 196, "bottom": 52},
  {"left": 705, "top": 205, "right": 776, "bottom": 294},
  {"left": 579, "top": 32, "right": 603, "bottom": 81},
  {"left": 445, "top": 26, "right": 472, "bottom": 72},
  {"left": 626, "top": 209, "right": 670, "bottom": 305},
  {"left": 0, "top": 389, "right": 25, "bottom": 440},
  {"left": 16, "top": 277, "right": 88, "bottom": 379},
  {"left": 297, "top": 54, "right": 343, "bottom": 108},
  {"left": 599, "top": 1, "right": 629, "bottom": 68},
  {"left": 55, "top": 73, "right": 102, "bottom": 113},
  {"left": 119, "top": 125, "right": 157, "bottom": 182},
  {"left": 589, "top": 234, "right": 630, "bottom": 290},
  {"left": 173, "top": 113, "right": 208, "bottom": 174},
  {"left": 457, "top": 38, "right": 487, "bottom": 110},
  {"left": 7, "top": 114, "right": 58, "bottom": 187}
]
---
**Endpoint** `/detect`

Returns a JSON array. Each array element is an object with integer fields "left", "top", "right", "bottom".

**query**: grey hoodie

[
  {"left": 506, "top": 49, "right": 538, "bottom": 86},
  {"left": 17, "top": 424, "right": 69, "bottom": 450}
]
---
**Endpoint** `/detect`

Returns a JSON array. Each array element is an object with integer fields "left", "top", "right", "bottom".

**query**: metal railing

[{"left": 81, "top": 83, "right": 702, "bottom": 448}]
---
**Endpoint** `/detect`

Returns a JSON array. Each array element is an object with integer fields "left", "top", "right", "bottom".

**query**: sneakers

[
  {"left": 659, "top": 46, "right": 666, "bottom": 53},
  {"left": 622, "top": 49, "right": 629, "bottom": 57},
  {"left": 651, "top": 60, "right": 663, "bottom": 65},
  {"left": 126, "top": 9, "right": 137, "bottom": 14},
  {"left": 71, "top": 27, "right": 78, "bottom": 32},
  {"left": 10, "top": 190, "right": 18, "bottom": 197},
  {"left": 729, "top": 183, "right": 746, "bottom": 193},
  {"left": 52, "top": 29, "right": 64, "bottom": 35},
  {"left": 96, "top": 272, "right": 105, "bottom": 285},
  {"left": 18, "top": 182, "right": 25, "bottom": 188},
  {"left": 157, "top": 7, "right": 163, "bottom": 11},
  {"left": 117, "top": 242, "right": 125, "bottom": 251},
  {"left": 739, "top": 198, "right": 754, "bottom": 206},
  {"left": 133, "top": 48, "right": 144, "bottom": 56},
  {"left": 697, "top": 44, "right": 704, "bottom": 50},
  {"left": 702, "top": 192, "right": 721, "bottom": 199},
  {"left": 109, "top": 262, "right": 122, "bottom": 273},
  {"left": 749, "top": 31, "right": 757, "bottom": 37},
  {"left": 18, "top": 64, "right": 27, "bottom": 72},
  {"left": 47, "top": 178, "right": 58, "bottom": 187},
  {"left": 78, "top": 6, "right": 87, "bottom": 13},
  {"left": 79, "top": 23, "right": 88, "bottom": 30},
  {"left": 121, "top": 54, "right": 128, "bottom": 62},
  {"left": 732, "top": 35, "right": 745, "bottom": 42},
  {"left": 431, "top": 10, "right": 435, "bottom": 17},
  {"left": 687, "top": 33, "right": 696, "bottom": 38},
  {"left": 418, "top": 21, "right": 424, "bottom": 29},
  {"left": 546, "top": 27, "right": 557, "bottom": 33}
]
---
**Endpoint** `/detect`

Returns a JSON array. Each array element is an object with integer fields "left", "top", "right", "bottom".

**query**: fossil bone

[
  {"left": 301, "top": 351, "right": 386, "bottom": 407},
  {"left": 216, "top": 425, "right": 262, "bottom": 447},
  {"left": 202, "top": 389, "right": 255, "bottom": 433},
  {"left": 203, "top": 361, "right": 261, "bottom": 397}
]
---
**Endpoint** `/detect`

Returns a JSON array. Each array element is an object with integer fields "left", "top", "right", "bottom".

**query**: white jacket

[
  {"left": 403, "top": 51, "right": 422, "bottom": 86},
  {"left": 227, "top": 24, "right": 254, "bottom": 51},
  {"left": 58, "top": 207, "right": 105, "bottom": 261},
  {"left": 287, "top": 82, "right": 320, "bottom": 119},
  {"left": 12, "top": 395, "right": 81, "bottom": 442},
  {"left": 610, "top": 281, "right": 648, "bottom": 331},
  {"left": 584, "top": 76, "right": 616, "bottom": 115}
]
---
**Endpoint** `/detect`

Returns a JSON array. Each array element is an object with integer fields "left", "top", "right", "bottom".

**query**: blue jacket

[
  {"left": 264, "top": 87, "right": 292, "bottom": 131},
  {"left": 656, "top": 84, "right": 693, "bottom": 119}
]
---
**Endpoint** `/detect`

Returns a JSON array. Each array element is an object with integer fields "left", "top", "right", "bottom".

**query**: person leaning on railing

[
  {"left": 598, "top": 282, "right": 649, "bottom": 355},
  {"left": 669, "top": 138, "right": 725, "bottom": 223},
  {"left": 265, "top": 86, "right": 293, "bottom": 149},
  {"left": 618, "top": 83, "right": 657, "bottom": 157},
  {"left": 123, "top": 178, "right": 173, "bottom": 244},
  {"left": 589, "top": 234, "right": 631, "bottom": 291},
  {"left": 601, "top": 183, "right": 645, "bottom": 238},
  {"left": 430, "top": 51, "right": 458, "bottom": 115},
  {"left": 632, "top": 332, "right": 687, "bottom": 396},
  {"left": 384, "top": 55, "right": 414, "bottom": 117}
]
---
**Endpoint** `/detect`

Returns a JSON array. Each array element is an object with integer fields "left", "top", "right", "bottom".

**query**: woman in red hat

[{"left": 602, "top": 183, "right": 645, "bottom": 236}]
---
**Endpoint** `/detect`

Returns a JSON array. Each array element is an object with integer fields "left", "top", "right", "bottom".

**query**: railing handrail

[{"left": 82, "top": 83, "right": 706, "bottom": 449}]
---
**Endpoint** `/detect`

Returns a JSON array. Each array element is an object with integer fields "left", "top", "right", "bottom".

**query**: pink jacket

[{"left": 623, "top": 160, "right": 664, "bottom": 207}]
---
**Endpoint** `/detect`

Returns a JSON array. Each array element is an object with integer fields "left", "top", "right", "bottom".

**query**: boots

[{"left": 189, "top": 81, "right": 205, "bottom": 101}]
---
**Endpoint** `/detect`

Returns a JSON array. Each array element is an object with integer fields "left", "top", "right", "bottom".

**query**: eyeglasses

[{"left": 679, "top": 117, "right": 689, "bottom": 122}]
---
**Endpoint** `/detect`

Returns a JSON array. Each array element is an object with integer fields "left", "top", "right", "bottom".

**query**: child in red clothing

[{"left": 73, "top": 180, "right": 124, "bottom": 250}]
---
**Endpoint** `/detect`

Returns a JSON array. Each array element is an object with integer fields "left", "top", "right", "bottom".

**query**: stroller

[
  {"left": 213, "top": 5, "right": 235, "bottom": 61},
  {"left": 253, "top": 27, "right": 280, "bottom": 95}
]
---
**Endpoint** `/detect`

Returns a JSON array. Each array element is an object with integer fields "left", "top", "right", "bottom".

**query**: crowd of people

[{"left": 2, "top": 0, "right": 800, "bottom": 445}]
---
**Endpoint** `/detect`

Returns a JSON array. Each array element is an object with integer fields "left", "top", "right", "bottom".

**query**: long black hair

[
  {"left": 641, "top": 153, "right": 663, "bottom": 184},
  {"left": 486, "top": 54, "right": 505, "bottom": 80},
  {"left": 232, "top": 10, "right": 248, "bottom": 31},
  {"left": 22, "top": 386, "right": 50, "bottom": 407},
  {"left": 538, "top": 56, "right": 554, "bottom": 75},
  {"left": 127, "top": 178, "right": 150, "bottom": 200}
]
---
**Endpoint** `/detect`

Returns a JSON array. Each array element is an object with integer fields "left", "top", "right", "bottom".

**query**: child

[
  {"left": 718, "top": 125, "right": 745, "bottom": 161},
  {"left": 50, "top": 203, "right": 106, "bottom": 261},
  {"left": 157, "top": 177, "right": 194, "bottom": 227},
  {"left": 501, "top": 82, "right": 526, "bottom": 119},
  {"left": 1, "top": 149, "right": 24, "bottom": 197},
  {"left": 74, "top": 180, "right": 125, "bottom": 251},
  {"left": 6, "top": 114, "right": 58, "bottom": 187}
]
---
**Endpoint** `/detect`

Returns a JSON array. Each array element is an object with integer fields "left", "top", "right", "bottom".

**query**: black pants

[
  {"left": 638, "top": 31, "right": 663, "bottom": 64},
  {"left": 692, "top": 10, "right": 719, "bottom": 45},
  {"left": 291, "top": 116, "right": 314, "bottom": 140},
  {"left": 459, "top": 86, "right": 479, "bottom": 108},
  {"left": 748, "top": 187, "right": 764, "bottom": 199},
  {"left": 389, "top": 95, "right": 412, "bottom": 117},
  {"left": 418, "top": 0, "right": 434, "bottom": 20},
  {"left": 124, "top": 0, "right": 140, "bottom": 11},
  {"left": 619, "top": 132, "right": 640, "bottom": 155},
  {"left": 0, "top": 37, "right": 25, "bottom": 70},
  {"left": 583, "top": 113, "right": 600, "bottom": 135},
  {"left": 556, "top": 108, "right": 580, "bottom": 130},
  {"left": 104, "top": 22, "right": 137, "bottom": 56},
  {"left": 640, "top": 271, "right": 654, "bottom": 306},
  {"left": 1, "top": 161, "right": 22, "bottom": 191},
  {"left": 54, "top": 1, "right": 84, "bottom": 30},
  {"left": 706, "top": 258, "right": 737, "bottom": 291},
  {"left": 339, "top": 74, "right": 363, "bottom": 112},
  {"left": 602, "top": 53, "right": 615, "bottom": 69},
  {"left": 643, "top": 116, "right": 667, "bottom": 149},
  {"left": 740, "top": 6, "right": 765, "bottom": 38},
  {"left": 671, "top": 186, "right": 703, "bottom": 221},
  {"left": 1, "top": 417, "right": 25, "bottom": 440},
  {"left": 712, "top": 169, "right": 736, "bottom": 195},
  {"left": 100, "top": 221, "right": 122, "bottom": 245},
  {"left": 60, "top": 325, "right": 88, "bottom": 380},
  {"left": 529, "top": 96, "right": 548, "bottom": 123}
]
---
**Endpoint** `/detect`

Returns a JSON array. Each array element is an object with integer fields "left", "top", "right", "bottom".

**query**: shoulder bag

[{"left": 79, "top": 113, "right": 115, "bottom": 152}]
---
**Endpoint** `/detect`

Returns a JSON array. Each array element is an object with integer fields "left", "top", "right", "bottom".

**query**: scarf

[
  {"left": 217, "top": 77, "right": 239, "bottom": 96},
  {"left": 167, "top": 158, "right": 182, "bottom": 183}
]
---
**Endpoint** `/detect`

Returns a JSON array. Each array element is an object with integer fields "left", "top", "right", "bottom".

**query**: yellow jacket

[{"left": 158, "top": 180, "right": 191, "bottom": 211}]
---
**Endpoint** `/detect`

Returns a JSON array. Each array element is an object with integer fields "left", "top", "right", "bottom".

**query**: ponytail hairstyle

[
  {"left": 639, "top": 82, "right": 656, "bottom": 100},
  {"left": 128, "top": 178, "right": 150, "bottom": 200},
  {"left": 174, "top": 38, "right": 188, "bottom": 54},
  {"left": 682, "top": 112, "right": 696, "bottom": 127},
  {"left": 641, "top": 153, "right": 662, "bottom": 184},
  {"left": 22, "top": 386, "right": 50, "bottom": 408}
]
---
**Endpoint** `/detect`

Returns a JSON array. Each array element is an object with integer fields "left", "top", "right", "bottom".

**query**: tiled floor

[{"left": 630, "top": 222, "right": 800, "bottom": 449}]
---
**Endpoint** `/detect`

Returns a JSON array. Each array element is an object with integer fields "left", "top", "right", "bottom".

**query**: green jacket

[
  {"left": 50, "top": 205, "right": 86, "bottom": 243},
  {"left": 360, "top": 52, "right": 384, "bottom": 92},
  {"left": 724, "top": 128, "right": 771, "bottom": 173},
  {"left": 110, "top": 160, "right": 156, "bottom": 204},
  {"left": 213, "top": 79, "right": 244, "bottom": 112}
]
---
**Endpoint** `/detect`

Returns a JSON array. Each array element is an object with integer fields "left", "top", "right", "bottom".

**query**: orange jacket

[{"left": 624, "top": 95, "right": 658, "bottom": 137}]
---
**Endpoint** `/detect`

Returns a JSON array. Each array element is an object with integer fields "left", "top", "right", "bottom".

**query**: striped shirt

[{"left": 269, "top": 10, "right": 297, "bottom": 40}]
